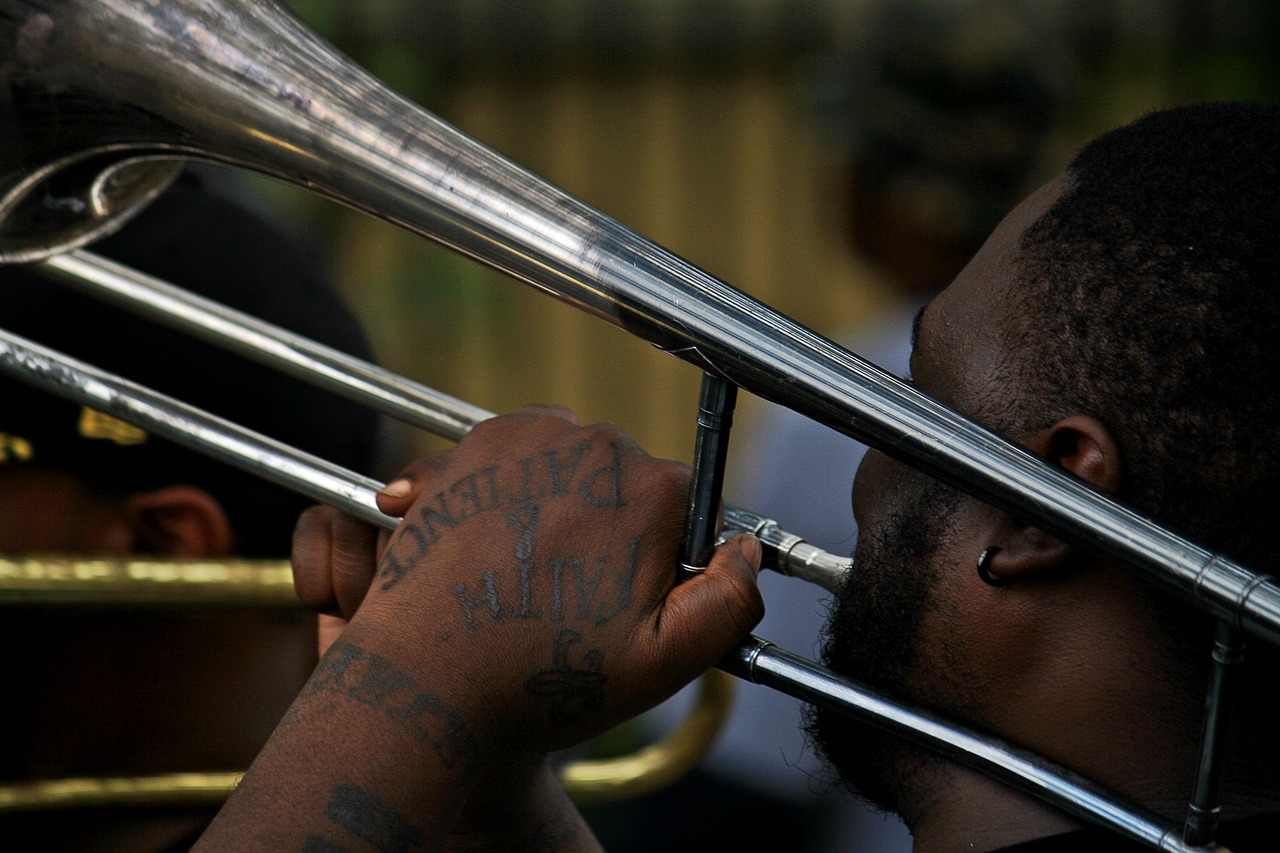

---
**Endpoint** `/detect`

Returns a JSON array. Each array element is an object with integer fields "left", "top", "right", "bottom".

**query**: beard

[{"left": 803, "top": 476, "right": 963, "bottom": 826}]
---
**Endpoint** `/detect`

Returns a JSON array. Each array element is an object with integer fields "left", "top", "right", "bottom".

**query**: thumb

[{"left": 664, "top": 534, "right": 765, "bottom": 653}]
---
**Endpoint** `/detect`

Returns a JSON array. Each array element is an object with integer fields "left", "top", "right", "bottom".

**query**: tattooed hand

[
  {"left": 292, "top": 405, "right": 764, "bottom": 759},
  {"left": 200, "top": 407, "right": 761, "bottom": 851}
]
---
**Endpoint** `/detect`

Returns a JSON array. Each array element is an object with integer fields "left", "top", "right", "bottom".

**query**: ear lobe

[
  {"left": 980, "top": 415, "right": 1123, "bottom": 584},
  {"left": 978, "top": 526, "right": 1074, "bottom": 584},
  {"left": 125, "top": 485, "right": 234, "bottom": 557}
]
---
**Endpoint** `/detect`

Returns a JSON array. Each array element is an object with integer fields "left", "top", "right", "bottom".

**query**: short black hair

[
  {"left": 0, "top": 170, "right": 383, "bottom": 557},
  {"left": 1009, "top": 101, "right": 1280, "bottom": 571},
  {"left": 1005, "top": 101, "right": 1280, "bottom": 758}
]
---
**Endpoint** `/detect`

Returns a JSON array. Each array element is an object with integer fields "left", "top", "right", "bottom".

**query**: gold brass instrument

[
  {"left": 1, "top": 1, "right": 1278, "bottom": 849},
  {"left": 0, "top": 548, "right": 737, "bottom": 808}
]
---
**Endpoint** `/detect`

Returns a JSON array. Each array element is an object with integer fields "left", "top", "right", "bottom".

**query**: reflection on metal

[
  {"left": 27, "top": 249, "right": 853, "bottom": 593},
  {"left": 559, "top": 670, "right": 736, "bottom": 804},
  {"left": 0, "top": 773, "right": 241, "bottom": 812},
  {"left": 0, "top": 0, "right": 1273, "bottom": 847},
  {"left": 0, "top": 674, "right": 736, "bottom": 811},
  {"left": 0, "top": 556, "right": 297, "bottom": 607},
  {"left": 724, "top": 640, "right": 1235, "bottom": 853},
  {"left": 0, "top": 554, "right": 737, "bottom": 805},
  {"left": 2, "top": 0, "right": 1276, "bottom": 648}
]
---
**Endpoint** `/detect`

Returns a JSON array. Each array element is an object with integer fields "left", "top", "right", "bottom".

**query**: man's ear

[
  {"left": 125, "top": 485, "right": 234, "bottom": 557},
  {"left": 981, "top": 414, "right": 1122, "bottom": 583}
]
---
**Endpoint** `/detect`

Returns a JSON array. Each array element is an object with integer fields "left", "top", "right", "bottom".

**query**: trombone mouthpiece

[{"left": 721, "top": 505, "right": 849, "bottom": 593}]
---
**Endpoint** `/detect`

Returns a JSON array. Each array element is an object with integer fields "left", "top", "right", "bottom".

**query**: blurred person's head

[
  {"left": 0, "top": 169, "right": 382, "bottom": 558},
  {"left": 0, "top": 173, "right": 387, "bottom": 849},
  {"left": 813, "top": 0, "right": 1067, "bottom": 295}
]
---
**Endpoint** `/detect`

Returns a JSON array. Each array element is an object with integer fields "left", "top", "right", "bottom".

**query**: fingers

[
  {"left": 374, "top": 407, "right": 583, "bottom": 518},
  {"left": 292, "top": 505, "right": 381, "bottom": 618},
  {"left": 292, "top": 506, "right": 337, "bottom": 612},
  {"left": 317, "top": 614, "right": 349, "bottom": 657},
  {"left": 505, "top": 404, "right": 580, "bottom": 426},
  {"left": 663, "top": 534, "right": 765, "bottom": 655},
  {"left": 377, "top": 453, "right": 447, "bottom": 517},
  {"left": 295, "top": 403, "right": 761, "bottom": 755}
]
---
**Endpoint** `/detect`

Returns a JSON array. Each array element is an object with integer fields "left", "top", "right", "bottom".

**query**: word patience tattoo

[
  {"left": 524, "top": 628, "right": 607, "bottom": 726},
  {"left": 378, "top": 440, "right": 628, "bottom": 589}
]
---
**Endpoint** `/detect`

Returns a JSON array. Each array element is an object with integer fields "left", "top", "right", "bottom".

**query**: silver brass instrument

[{"left": 1, "top": 1, "right": 1276, "bottom": 849}]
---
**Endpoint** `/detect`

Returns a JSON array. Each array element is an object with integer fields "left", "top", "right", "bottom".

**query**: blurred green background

[{"left": 227, "top": 0, "right": 1278, "bottom": 471}]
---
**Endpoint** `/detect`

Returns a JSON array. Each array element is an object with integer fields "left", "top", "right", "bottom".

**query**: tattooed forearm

[
  {"left": 310, "top": 642, "right": 480, "bottom": 773},
  {"left": 303, "top": 784, "right": 424, "bottom": 853}
]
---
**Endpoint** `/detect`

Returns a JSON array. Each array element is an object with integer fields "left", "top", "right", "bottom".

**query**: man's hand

[
  {"left": 292, "top": 405, "right": 764, "bottom": 758},
  {"left": 201, "top": 407, "right": 762, "bottom": 851}
]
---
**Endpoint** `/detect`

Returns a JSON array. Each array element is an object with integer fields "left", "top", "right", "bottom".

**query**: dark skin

[
  {"left": 847, "top": 175, "right": 1141, "bottom": 849},
  {"left": 198, "top": 176, "right": 1276, "bottom": 850},
  {"left": 0, "top": 468, "right": 232, "bottom": 555},
  {"left": 848, "top": 174, "right": 1276, "bottom": 849},
  {"left": 195, "top": 406, "right": 764, "bottom": 851}
]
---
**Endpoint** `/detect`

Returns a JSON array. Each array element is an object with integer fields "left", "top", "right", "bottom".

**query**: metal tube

[
  {"left": 0, "top": 2, "right": 1274, "bottom": 844},
  {"left": 0, "top": 327, "right": 393, "bottom": 532},
  {"left": 723, "top": 639, "right": 1231, "bottom": 853},
  {"left": 0, "top": 324, "right": 1226, "bottom": 847},
  {"left": 28, "top": 250, "right": 848, "bottom": 590},
  {"left": 38, "top": 250, "right": 488, "bottom": 443},
  {"left": 680, "top": 373, "right": 738, "bottom": 578},
  {"left": 1183, "top": 623, "right": 1246, "bottom": 847},
  {"left": 0, "top": 275, "right": 1240, "bottom": 851},
  {"left": 2, "top": 0, "right": 1279, "bottom": 644}
]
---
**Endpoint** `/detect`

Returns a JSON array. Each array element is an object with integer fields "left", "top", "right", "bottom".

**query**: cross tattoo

[{"left": 524, "top": 628, "right": 607, "bottom": 726}]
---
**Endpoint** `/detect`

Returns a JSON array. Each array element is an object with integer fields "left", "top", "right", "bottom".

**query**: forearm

[
  {"left": 194, "top": 635, "right": 483, "bottom": 851},
  {"left": 444, "top": 755, "right": 602, "bottom": 853},
  {"left": 268, "top": 412, "right": 763, "bottom": 851}
]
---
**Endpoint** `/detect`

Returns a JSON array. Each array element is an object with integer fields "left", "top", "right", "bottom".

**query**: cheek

[
  {"left": 851, "top": 449, "right": 930, "bottom": 533},
  {"left": 0, "top": 488, "right": 78, "bottom": 551},
  {"left": 851, "top": 449, "right": 891, "bottom": 529},
  {"left": 0, "top": 475, "right": 123, "bottom": 553}
]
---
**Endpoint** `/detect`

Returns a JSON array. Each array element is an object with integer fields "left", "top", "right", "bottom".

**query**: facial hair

[{"left": 803, "top": 477, "right": 962, "bottom": 826}]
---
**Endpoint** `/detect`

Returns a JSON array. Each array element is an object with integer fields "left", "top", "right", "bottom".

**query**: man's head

[
  {"left": 0, "top": 170, "right": 383, "bottom": 557},
  {"left": 809, "top": 102, "right": 1280, "bottom": 830},
  {"left": 0, "top": 171, "right": 386, "bottom": 801}
]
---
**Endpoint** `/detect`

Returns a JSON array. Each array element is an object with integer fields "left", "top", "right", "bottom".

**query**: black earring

[{"left": 977, "top": 547, "right": 1012, "bottom": 587}]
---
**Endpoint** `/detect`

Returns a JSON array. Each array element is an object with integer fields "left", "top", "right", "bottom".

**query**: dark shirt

[{"left": 994, "top": 813, "right": 1280, "bottom": 852}]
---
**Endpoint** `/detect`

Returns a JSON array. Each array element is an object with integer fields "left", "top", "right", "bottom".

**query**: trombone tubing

[
  {"left": 31, "top": 249, "right": 851, "bottom": 592},
  {"left": 0, "top": 321, "right": 1223, "bottom": 852},
  {"left": 1, "top": 0, "right": 1274, "bottom": 647},
  {"left": 725, "top": 640, "right": 1229, "bottom": 853}
]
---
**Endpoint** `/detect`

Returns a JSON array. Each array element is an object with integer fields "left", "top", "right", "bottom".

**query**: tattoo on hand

[
  {"left": 310, "top": 642, "right": 480, "bottom": 773},
  {"left": 451, "top": 534, "right": 641, "bottom": 630},
  {"left": 378, "top": 442, "right": 628, "bottom": 590},
  {"left": 523, "top": 628, "right": 607, "bottom": 726}
]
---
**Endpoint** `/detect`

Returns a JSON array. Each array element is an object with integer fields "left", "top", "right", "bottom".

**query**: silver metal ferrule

[{"left": 722, "top": 505, "right": 850, "bottom": 592}]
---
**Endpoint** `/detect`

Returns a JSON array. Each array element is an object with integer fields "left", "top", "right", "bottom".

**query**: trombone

[{"left": 0, "top": 1, "right": 1276, "bottom": 848}]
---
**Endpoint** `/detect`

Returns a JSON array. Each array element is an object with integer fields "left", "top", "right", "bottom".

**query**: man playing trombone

[{"left": 199, "top": 101, "right": 1280, "bottom": 852}]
